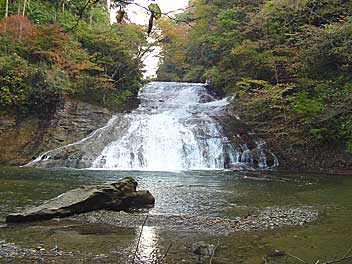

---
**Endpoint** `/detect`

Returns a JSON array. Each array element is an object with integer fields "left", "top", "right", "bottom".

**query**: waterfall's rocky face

[
  {"left": 28, "top": 82, "right": 278, "bottom": 170},
  {"left": 0, "top": 98, "right": 112, "bottom": 166}
]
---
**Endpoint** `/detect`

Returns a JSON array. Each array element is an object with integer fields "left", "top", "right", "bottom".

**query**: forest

[
  {"left": 157, "top": 0, "right": 352, "bottom": 160},
  {"left": 1, "top": 0, "right": 352, "bottom": 163},
  {"left": 0, "top": 0, "right": 148, "bottom": 119}
]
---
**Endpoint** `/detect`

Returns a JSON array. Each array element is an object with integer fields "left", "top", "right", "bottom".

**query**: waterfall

[{"left": 27, "top": 82, "right": 278, "bottom": 171}]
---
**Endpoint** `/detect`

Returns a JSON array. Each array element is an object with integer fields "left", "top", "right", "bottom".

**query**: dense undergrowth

[
  {"left": 0, "top": 0, "right": 147, "bottom": 119},
  {"left": 157, "top": 0, "right": 352, "bottom": 157}
]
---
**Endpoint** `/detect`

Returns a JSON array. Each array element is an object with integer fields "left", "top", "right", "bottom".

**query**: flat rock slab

[{"left": 6, "top": 177, "right": 155, "bottom": 223}]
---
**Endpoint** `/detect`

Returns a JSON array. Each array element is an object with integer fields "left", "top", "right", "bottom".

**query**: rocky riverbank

[
  {"left": 71, "top": 206, "right": 318, "bottom": 236},
  {"left": 220, "top": 99, "right": 352, "bottom": 172},
  {"left": 0, "top": 239, "right": 117, "bottom": 263},
  {"left": 0, "top": 240, "right": 76, "bottom": 261},
  {"left": 0, "top": 206, "right": 319, "bottom": 262}
]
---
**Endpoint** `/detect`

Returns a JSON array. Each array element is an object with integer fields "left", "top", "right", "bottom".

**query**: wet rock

[
  {"left": 199, "top": 94, "right": 215, "bottom": 103},
  {"left": 0, "top": 240, "right": 75, "bottom": 260},
  {"left": 26, "top": 114, "right": 132, "bottom": 169},
  {"left": 267, "top": 249, "right": 286, "bottom": 257},
  {"left": 192, "top": 241, "right": 214, "bottom": 257},
  {"left": 6, "top": 177, "right": 155, "bottom": 223}
]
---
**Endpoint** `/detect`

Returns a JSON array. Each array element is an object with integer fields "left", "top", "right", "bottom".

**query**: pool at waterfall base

[{"left": 0, "top": 167, "right": 352, "bottom": 263}]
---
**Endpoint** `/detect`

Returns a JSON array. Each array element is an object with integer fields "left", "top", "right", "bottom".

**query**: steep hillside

[{"left": 157, "top": 0, "right": 352, "bottom": 171}]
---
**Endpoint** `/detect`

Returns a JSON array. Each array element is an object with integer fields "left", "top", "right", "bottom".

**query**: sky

[
  {"left": 126, "top": 0, "right": 189, "bottom": 24},
  {"left": 111, "top": 0, "right": 190, "bottom": 78}
]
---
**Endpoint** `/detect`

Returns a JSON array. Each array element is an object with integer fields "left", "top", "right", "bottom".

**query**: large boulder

[{"left": 6, "top": 177, "right": 155, "bottom": 223}]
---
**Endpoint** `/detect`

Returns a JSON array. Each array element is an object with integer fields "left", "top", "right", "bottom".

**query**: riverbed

[{"left": 0, "top": 167, "right": 351, "bottom": 263}]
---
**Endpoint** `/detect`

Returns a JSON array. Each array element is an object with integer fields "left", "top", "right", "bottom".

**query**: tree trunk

[
  {"left": 5, "top": 0, "right": 9, "bottom": 17},
  {"left": 17, "top": 0, "right": 21, "bottom": 15},
  {"left": 22, "top": 0, "right": 28, "bottom": 16}
]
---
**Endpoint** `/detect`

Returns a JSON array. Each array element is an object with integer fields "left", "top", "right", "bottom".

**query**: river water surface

[{"left": 0, "top": 167, "right": 352, "bottom": 263}]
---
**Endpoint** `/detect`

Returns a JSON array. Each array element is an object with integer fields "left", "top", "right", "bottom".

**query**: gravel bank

[
  {"left": 0, "top": 240, "right": 76, "bottom": 261},
  {"left": 0, "top": 207, "right": 318, "bottom": 262},
  {"left": 70, "top": 206, "right": 319, "bottom": 235}
]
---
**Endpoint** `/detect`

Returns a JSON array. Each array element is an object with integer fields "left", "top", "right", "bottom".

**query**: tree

[
  {"left": 5, "top": 0, "right": 8, "bottom": 17},
  {"left": 0, "top": 0, "right": 149, "bottom": 116},
  {"left": 67, "top": 0, "right": 162, "bottom": 33},
  {"left": 22, "top": 0, "right": 28, "bottom": 16}
]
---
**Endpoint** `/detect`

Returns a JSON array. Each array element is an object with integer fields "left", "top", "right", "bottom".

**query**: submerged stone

[{"left": 6, "top": 177, "right": 155, "bottom": 223}]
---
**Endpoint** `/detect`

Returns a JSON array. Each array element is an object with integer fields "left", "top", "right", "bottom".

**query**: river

[{"left": 0, "top": 167, "right": 352, "bottom": 263}]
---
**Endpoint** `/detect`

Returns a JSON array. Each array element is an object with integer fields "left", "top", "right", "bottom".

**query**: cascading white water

[
  {"left": 91, "top": 82, "right": 240, "bottom": 170},
  {"left": 26, "top": 82, "right": 278, "bottom": 170}
]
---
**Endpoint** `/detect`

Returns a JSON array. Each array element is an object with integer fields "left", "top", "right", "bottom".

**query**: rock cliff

[{"left": 0, "top": 98, "right": 112, "bottom": 166}]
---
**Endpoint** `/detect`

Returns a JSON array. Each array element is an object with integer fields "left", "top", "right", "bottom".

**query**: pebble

[{"left": 0, "top": 240, "right": 76, "bottom": 261}]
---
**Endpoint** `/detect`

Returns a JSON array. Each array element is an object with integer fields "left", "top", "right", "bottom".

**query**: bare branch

[
  {"left": 286, "top": 253, "right": 308, "bottom": 264},
  {"left": 66, "top": 0, "right": 100, "bottom": 32},
  {"left": 343, "top": 245, "right": 352, "bottom": 258},
  {"left": 161, "top": 244, "right": 173, "bottom": 260},
  {"left": 65, "top": 0, "right": 194, "bottom": 33},
  {"left": 209, "top": 239, "right": 220, "bottom": 264},
  {"left": 132, "top": 214, "right": 149, "bottom": 264},
  {"left": 322, "top": 255, "right": 352, "bottom": 264}
]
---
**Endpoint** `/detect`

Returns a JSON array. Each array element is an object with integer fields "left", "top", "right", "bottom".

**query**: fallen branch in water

[
  {"left": 132, "top": 214, "right": 149, "bottom": 264},
  {"left": 322, "top": 255, "right": 352, "bottom": 264},
  {"left": 266, "top": 245, "right": 352, "bottom": 264},
  {"left": 209, "top": 239, "right": 220, "bottom": 264},
  {"left": 343, "top": 246, "right": 352, "bottom": 258},
  {"left": 312, "top": 245, "right": 352, "bottom": 264},
  {"left": 286, "top": 252, "right": 308, "bottom": 264},
  {"left": 262, "top": 256, "right": 268, "bottom": 264},
  {"left": 161, "top": 244, "right": 172, "bottom": 260}
]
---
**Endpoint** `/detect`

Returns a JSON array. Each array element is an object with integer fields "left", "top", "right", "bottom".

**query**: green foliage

[
  {"left": 184, "top": 66, "right": 205, "bottom": 82},
  {"left": 107, "top": 90, "right": 133, "bottom": 110},
  {"left": 148, "top": 4, "right": 161, "bottom": 19},
  {"left": 340, "top": 117, "right": 352, "bottom": 138},
  {"left": 0, "top": 55, "right": 70, "bottom": 116},
  {"left": 309, "top": 128, "right": 328, "bottom": 141},
  {"left": 148, "top": 3, "right": 161, "bottom": 34},
  {"left": 27, "top": 1, "right": 59, "bottom": 24},
  {"left": 347, "top": 141, "right": 352, "bottom": 154},
  {"left": 75, "top": 22, "right": 146, "bottom": 100},
  {"left": 203, "top": 67, "right": 222, "bottom": 86},
  {"left": 0, "top": 55, "right": 33, "bottom": 111},
  {"left": 291, "top": 92, "right": 324, "bottom": 116},
  {"left": 157, "top": 0, "right": 352, "bottom": 153},
  {"left": 339, "top": 116, "right": 352, "bottom": 153},
  {"left": 0, "top": 1, "right": 147, "bottom": 118},
  {"left": 235, "top": 79, "right": 272, "bottom": 94}
]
